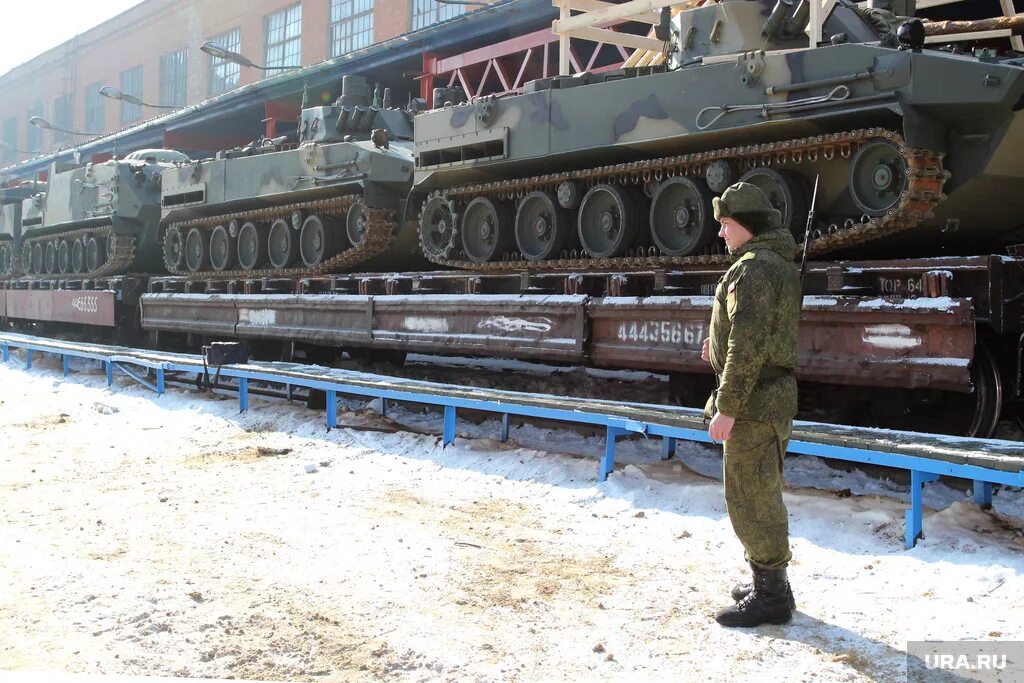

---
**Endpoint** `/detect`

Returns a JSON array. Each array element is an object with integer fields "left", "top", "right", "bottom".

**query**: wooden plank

[
  {"left": 810, "top": 0, "right": 823, "bottom": 46},
  {"left": 924, "top": 28, "right": 1013, "bottom": 43},
  {"left": 558, "top": 0, "right": 571, "bottom": 75},
  {"left": 552, "top": 0, "right": 694, "bottom": 34},
  {"left": 559, "top": 25, "right": 667, "bottom": 52},
  {"left": 999, "top": 0, "right": 1024, "bottom": 51},
  {"left": 563, "top": 0, "right": 662, "bottom": 24}
]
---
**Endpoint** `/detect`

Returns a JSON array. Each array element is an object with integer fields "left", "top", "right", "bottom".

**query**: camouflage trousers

[{"left": 723, "top": 419, "right": 793, "bottom": 570}]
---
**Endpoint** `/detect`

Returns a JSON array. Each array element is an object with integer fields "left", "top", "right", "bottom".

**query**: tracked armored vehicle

[
  {"left": 412, "top": 0, "right": 1024, "bottom": 270},
  {"left": 17, "top": 150, "right": 188, "bottom": 278},
  {"left": 0, "top": 182, "right": 44, "bottom": 277},
  {"left": 159, "top": 75, "right": 422, "bottom": 278}
]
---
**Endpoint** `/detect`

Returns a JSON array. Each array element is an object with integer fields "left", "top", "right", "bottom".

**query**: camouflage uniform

[{"left": 705, "top": 183, "right": 801, "bottom": 571}]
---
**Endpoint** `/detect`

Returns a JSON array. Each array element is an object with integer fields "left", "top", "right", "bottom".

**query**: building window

[
  {"left": 2, "top": 117, "right": 16, "bottom": 163},
  {"left": 265, "top": 4, "right": 302, "bottom": 70},
  {"left": 160, "top": 49, "right": 188, "bottom": 107},
  {"left": 52, "top": 93, "right": 73, "bottom": 147},
  {"left": 330, "top": 0, "right": 374, "bottom": 57},
  {"left": 120, "top": 66, "right": 143, "bottom": 124},
  {"left": 26, "top": 103, "right": 42, "bottom": 153},
  {"left": 85, "top": 82, "right": 106, "bottom": 134},
  {"left": 412, "top": 0, "right": 465, "bottom": 30},
  {"left": 208, "top": 28, "right": 241, "bottom": 96}
]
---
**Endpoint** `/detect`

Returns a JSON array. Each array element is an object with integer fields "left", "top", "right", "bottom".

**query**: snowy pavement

[{"left": 1, "top": 354, "right": 1022, "bottom": 682}]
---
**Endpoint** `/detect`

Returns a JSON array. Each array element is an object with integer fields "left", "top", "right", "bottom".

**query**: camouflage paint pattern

[
  {"left": 705, "top": 223, "right": 800, "bottom": 572},
  {"left": 705, "top": 228, "right": 800, "bottom": 422},
  {"left": 413, "top": 0, "right": 1024, "bottom": 243},
  {"left": 161, "top": 76, "right": 417, "bottom": 225},
  {"left": 723, "top": 419, "right": 793, "bottom": 570}
]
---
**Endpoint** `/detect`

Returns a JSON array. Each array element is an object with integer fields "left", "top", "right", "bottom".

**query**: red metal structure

[{"left": 421, "top": 26, "right": 638, "bottom": 107}]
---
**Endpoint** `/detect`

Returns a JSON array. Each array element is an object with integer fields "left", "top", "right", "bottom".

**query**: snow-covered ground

[{"left": 1, "top": 353, "right": 1022, "bottom": 682}]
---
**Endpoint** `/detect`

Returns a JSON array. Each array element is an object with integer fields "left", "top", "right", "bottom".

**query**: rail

[{"left": 1, "top": 331, "right": 1021, "bottom": 549}]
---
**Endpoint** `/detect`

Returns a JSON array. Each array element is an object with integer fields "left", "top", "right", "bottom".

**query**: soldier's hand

[
  {"left": 701, "top": 337, "right": 710, "bottom": 363},
  {"left": 708, "top": 412, "right": 735, "bottom": 442}
]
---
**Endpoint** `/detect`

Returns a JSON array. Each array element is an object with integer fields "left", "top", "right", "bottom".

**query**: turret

[{"left": 298, "top": 74, "right": 414, "bottom": 145}]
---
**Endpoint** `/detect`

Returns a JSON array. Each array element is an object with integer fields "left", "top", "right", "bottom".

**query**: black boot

[
  {"left": 716, "top": 566, "right": 794, "bottom": 627},
  {"left": 731, "top": 565, "right": 796, "bottom": 610}
]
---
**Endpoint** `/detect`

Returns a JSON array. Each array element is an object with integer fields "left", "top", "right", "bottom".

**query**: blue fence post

[
  {"left": 500, "top": 413, "right": 510, "bottom": 443},
  {"left": 443, "top": 405, "right": 457, "bottom": 448},
  {"left": 600, "top": 427, "right": 624, "bottom": 482},
  {"left": 905, "top": 470, "right": 940, "bottom": 549},
  {"left": 25, "top": 349, "right": 32, "bottom": 369},
  {"left": 2, "top": 342, "right": 9, "bottom": 362},
  {"left": 286, "top": 383, "right": 293, "bottom": 401},
  {"left": 156, "top": 368, "right": 165, "bottom": 396},
  {"left": 973, "top": 481, "right": 993, "bottom": 509},
  {"left": 238, "top": 377, "right": 249, "bottom": 413},
  {"left": 661, "top": 436, "right": 677, "bottom": 461},
  {"left": 381, "top": 398, "right": 388, "bottom": 418},
  {"left": 326, "top": 390, "right": 337, "bottom": 429},
  {"left": 62, "top": 354, "right": 70, "bottom": 377},
  {"left": 106, "top": 360, "right": 113, "bottom": 386}
]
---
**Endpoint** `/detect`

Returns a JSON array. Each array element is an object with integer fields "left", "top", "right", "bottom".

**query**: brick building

[{"left": 0, "top": 0, "right": 485, "bottom": 164}]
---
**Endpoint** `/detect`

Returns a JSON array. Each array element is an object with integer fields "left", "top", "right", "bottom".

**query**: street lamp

[
  {"left": 29, "top": 116, "right": 99, "bottom": 137},
  {"left": 0, "top": 141, "right": 32, "bottom": 155},
  {"left": 200, "top": 41, "right": 300, "bottom": 71},
  {"left": 99, "top": 86, "right": 177, "bottom": 110}
]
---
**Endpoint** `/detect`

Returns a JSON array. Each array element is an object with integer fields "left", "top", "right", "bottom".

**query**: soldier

[{"left": 700, "top": 181, "right": 801, "bottom": 627}]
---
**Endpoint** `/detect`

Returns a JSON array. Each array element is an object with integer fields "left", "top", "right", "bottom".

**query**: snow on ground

[{"left": 1, "top": 353, "right": 1023, "bottom": 682}]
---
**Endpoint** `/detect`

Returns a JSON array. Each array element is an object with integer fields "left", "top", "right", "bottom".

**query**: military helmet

[{"left": 712, "top": 182, "right": 782, "bottom": 235}]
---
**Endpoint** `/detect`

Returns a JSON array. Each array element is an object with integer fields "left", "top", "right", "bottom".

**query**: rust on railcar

[
  {"left": 588, "top": 296, "right": 975, "bottom": 392},
  {"left": 140, "top": 293, "right": 588, "bottom": 360},
  {"left": 139, "top": 294, "right": 237, "bottom": 336},
  {"left": 370, "top": 294, "right": 586, "bottom": 359},
  {"left": 5, "top": 289, "right": 117, "bottom": 327}
]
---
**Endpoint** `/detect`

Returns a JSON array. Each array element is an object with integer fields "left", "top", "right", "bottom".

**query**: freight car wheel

[
  {"left": 299, "top": 214, "right": 335, "bottom": 268},
  {"left": 184, "top": 228, "right": 210, "bottom": 273},
  {"left": 268, "top": 218, "right": 298, "bottom": 269},
  {"left": 346, "top": 202, "right": 368, "bottom": 246},
  {"left": 849, "top": 139, "right": 907, "bottom": 217},
  {"left": 649, "top": 177, "right": 717, "bottom": 256},
  {"left": 85, "top": 237, "right": 106, "bottom": 272},
  {"left": 737, "top": 167, "right": 808, "bottom": 235},
  {"left": 461, "top": 196, "right": 512, "bottom": 263},
  {"left": 44, "top": 241, "right": 57, "bottom": 274},
  {"left": 57, "top": 240, "right": 70, "bottom": 274},
  {"left": 515, "top": 191, "right": 571, "bottom": 261},
  {"left": 71, "top": 238, "right": 85, "bottom": 274},
  {"left": 23, "top": 243, "right": 33, "bottom": 274},
  {"left": 209, "top": 225, "right": 237, "bottom": 272},
  {"left": 963, "top": 343, "right": 1003, "bottom": 438},
  {"left": 237, "top": 221, "right": 269, "bottom": 270},
  {"left": 419, "top": 193, "right": 459, "bottom": 260},
  {"left": 894, "top": 343, "right": 1003, "bottom": 438},
  {"left": 163, "top": 227, "right": 185, "bottom": 271},
  {"left": 578, "top": 184, "right": 639, "bottom": 259}
]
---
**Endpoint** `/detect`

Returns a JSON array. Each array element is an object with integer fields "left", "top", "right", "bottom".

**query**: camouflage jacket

[{"left": 705, "top": 229, "right": 801, "bottom": 423}]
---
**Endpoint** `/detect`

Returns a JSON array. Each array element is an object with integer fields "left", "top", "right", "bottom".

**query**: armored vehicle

[
  {"left": 160, "top": 75, "right": 423, "bottom": 278},
  {"left": 412, "top": 0, "right": 1024, "bottom": 269},
  {"left": 18, "top": 150, "right": 189, "bottom": 278},
  {"left": 0, "top": 182, "right": 44, "bottom": 277}
]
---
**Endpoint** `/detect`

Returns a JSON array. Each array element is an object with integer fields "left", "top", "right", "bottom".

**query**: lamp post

[
  {"left": 98, "top": 86, "right": 177, "bottom": 110},
  {"left": 0, "top": 141, "right": 32, "bottom": 155},
  {"left": 200, "top": 41, "right": 301, "bottom": 71},
  {"left": 29, "top": 116, "right": 99, "bottom": 137}
]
